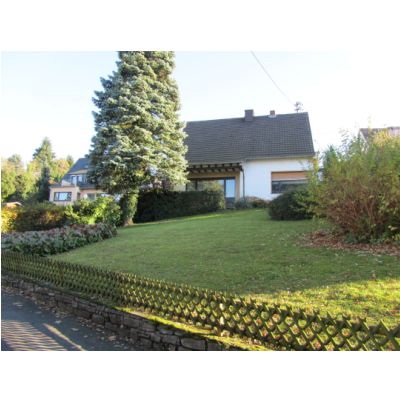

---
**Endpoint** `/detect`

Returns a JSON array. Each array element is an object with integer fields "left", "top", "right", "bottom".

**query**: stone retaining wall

[{"left": 2, "top": 275, "right": 242, "bottom": 351}]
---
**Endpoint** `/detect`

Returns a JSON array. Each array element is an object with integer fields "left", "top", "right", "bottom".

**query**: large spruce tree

[{"left": 88, "top": 51, "right": 188, "bottom": 225}]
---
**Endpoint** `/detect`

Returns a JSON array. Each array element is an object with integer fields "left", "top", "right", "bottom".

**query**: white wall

[{"left": 241, "top": 158, "right": 313, "bottom": 200}]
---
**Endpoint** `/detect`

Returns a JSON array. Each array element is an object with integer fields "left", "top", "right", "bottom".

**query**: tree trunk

[{"left": 119, "top": 191, "right": 139, "bottom": 226}]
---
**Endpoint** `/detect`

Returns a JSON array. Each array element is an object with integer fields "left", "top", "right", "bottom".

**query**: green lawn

[{"left": 53, "top": 209, "right": 400, "bottom": 327}]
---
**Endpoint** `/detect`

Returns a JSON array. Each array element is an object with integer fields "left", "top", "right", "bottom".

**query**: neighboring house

[
  {"left": 49, "top": 158, "right": 106, "bottom": 206},
  {"left": 50, "top": 110, "right": 315, "bottom": 205},
  {"left": 359, "top": 126, "right": 400, "bottom": 141}
]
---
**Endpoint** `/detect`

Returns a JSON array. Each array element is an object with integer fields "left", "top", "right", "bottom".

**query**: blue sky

[{"left": 2, "top": 51, "right": 400, "bottom": 164}]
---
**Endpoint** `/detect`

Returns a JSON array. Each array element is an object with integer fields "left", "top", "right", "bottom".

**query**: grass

[{"left": 53, "top": 209, "right": 400, "bottom": 327}]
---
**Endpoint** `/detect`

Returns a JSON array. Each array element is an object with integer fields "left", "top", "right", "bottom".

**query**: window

[
  {"left": 54, "top": 192, "right": 72, "bottom": 201},
  {"left": 197, "top": 179, "right": 224, "bottom": 192},
  {"left": 271, "top": 171, "right": 307, "bottom": 194},
  {"left": 70, "top": 174, "right": 87, "bottom": 185},
  {"left": 86, "top": 193, "right": 96, "bottom": 200},
  {"left": 186, "top": 178, "right": 235, "bottom": 199}
]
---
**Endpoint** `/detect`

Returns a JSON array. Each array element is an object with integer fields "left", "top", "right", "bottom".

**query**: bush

[
  {"left": 234, "top": 197, "right": 253, "bottom": 209},
  {"left": 11, "top": 202, "right": 67, "bottom": 232},
  {"left": 234, "top": 196, "right": 270, "bottom": 209},
  {"left": 1, "top": 223, "right": 117, "bottom": 256},
  {"left": 65, "top": 197, "right": 121, "bottom": 227},
  {"left": 268, "top": 187, "right": 313, "bottom": 220},
  {"left": 308, "top": 132, "right": 400, "bottom": 242},
  {"left": 1, "top": 206, "right": 19, "bottom": 233},
  {"left": 135, "top": 190, "right": 225, "bottom": 222}
]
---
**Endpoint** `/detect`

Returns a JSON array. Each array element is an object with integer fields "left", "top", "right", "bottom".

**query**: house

[
  {"left": 49, "top": 158, "right": 106, "bottom": 205},
  {"left": 359, "top": 127, "right": 400, "bottom": 141},
  {"left": 183, "top": 110, "right": 315, "bottom": 204},
  {"left": 49, "top": 110, "right": 315, "bottom": 205}
]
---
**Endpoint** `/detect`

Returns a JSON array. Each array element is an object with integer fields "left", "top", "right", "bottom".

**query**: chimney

[
  {"left": 244, "top": 109, "right": 254, "bottom": 122},
  {"left": 269, "top": 110, "right": 276, "bottom": 118}
]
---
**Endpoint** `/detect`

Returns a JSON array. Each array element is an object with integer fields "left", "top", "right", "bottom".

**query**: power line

[{"left": 250, "top": 51, "right": 295, "bottom": 107}]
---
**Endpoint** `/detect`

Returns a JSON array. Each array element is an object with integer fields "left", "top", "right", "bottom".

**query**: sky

[{"left": 1, "top": 51, "right": 400, "bottom": 164}]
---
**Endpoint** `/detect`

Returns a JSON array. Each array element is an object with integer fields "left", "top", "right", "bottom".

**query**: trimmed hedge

[
  {"left": 135, "top": 190, "right": 226, "bottom": 223},
  {"left": 10, "top": 202, "right": 67, "bottom": 232},
  {"left": 1, "top": 223, "right": 117, "bottom": 256},
  {"left": 234, "top": 196, "right": 270, "bottom": 209},
  {"left": 268, "top": 188, "right": 312, "bottom": 220}
]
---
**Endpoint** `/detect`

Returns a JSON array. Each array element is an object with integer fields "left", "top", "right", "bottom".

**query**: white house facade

[{"left": 239, "top": 157, "right": 313, "bottom": 200}]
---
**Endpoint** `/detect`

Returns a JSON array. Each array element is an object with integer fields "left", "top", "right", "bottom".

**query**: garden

[{"left": 2, "top": 132, "right": 400, "bottom": 334}]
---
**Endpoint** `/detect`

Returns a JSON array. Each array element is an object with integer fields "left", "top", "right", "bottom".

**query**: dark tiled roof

[
  {"left": 184, "top": 112, "right": 315, "bottom": 165},
  {"left": 67, "top": 158, "right": 90, "bottom": 173},
  {"left": 61, "top": 158, "right": 91, "bottom": 182}
]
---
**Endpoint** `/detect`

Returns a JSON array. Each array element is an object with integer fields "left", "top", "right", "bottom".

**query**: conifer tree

[
  {"left": 33, "top": 137, "right": 55, "bottom": 169},
  {"left": 88, "top": 51, "right": 188, "bottom": 225}
]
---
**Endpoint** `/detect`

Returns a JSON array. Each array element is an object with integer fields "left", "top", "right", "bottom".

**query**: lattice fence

[{"left": 2, "top": 251, "right": 399, "bottom": 350}]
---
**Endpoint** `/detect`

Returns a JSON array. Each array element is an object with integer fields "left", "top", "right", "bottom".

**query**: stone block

[
  {"left": 130, "top": 329, "right": 139, "bottom": 341},
  {"left": 150, "top": 333, "right": 162, "bottom": 343},
  {"left": 180, "top": 338, "right": 206, "bottom": 351},
  {"left": 162, "top": 335, "right": 180, "bottom": 346},
  {"left": 152, "top": 342, "right": 163, "bottom": 351},
  {"left": 110, "top": 313, "right": 122, "bottom": 325},
  {"left": 139, "top": 338, "right": 152, "bottom": 349},
  {"left": 168, "top": 344, "right": 177, "bottom": 351},
  {"left": 119, "top": 327, "right": 130, "bottom": 338},
  {"left": 80, "top": 303, "right": 96, "bottom": 313},
  {"left": 140, "top": 321, "right": 156, "bottom": 332},
  {"left": 105, "top": 322, "right": 118, "bottom": 332},
  {"left": 123, "top": 316, "right": 140, "bottom": 329},
  {"left": 138, "top": 332, "right": 150, "bottom": 339},
  {"left": 74, "top": 308, "right": 92, "bottom": 319},
  {"left": 55, "top": 294, "right": 73, "bottom": 304},
  {"left": 92, "top": 314, "right": 105, "bottom": 325}
]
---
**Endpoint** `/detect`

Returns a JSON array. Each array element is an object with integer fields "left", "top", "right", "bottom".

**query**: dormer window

[{"left": 70, "top": 174, "right": 87, "bottom": 185}]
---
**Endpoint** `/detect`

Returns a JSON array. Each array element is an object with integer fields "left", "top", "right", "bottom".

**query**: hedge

[
  {"left": 65, "top": 197, "right": 121, "bottom": 227},
  {"left": 269, "top": 188, "right": 313, "bottom": 220},
  {"left": 1, "top": 223, "right": 117, "bottom": 256},
  {"left": 234, "top": 196, "right": 270, "bottom": 209},
  {"left": 135, "top": 190, "right": 226, "bottom": 223},
  {"left": 1, "top": 198, "right": 121, "bottom": 233},
  {"left": 2, "top": 202, "right": 68, "bottom": 233},
  {"left": 2, "top": 251, "right": 399, "bottom": 351}
]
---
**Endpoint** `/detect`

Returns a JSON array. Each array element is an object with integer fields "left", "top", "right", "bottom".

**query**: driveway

[{"left": 1, "top": 288, "right": 139, "bottom": 351}]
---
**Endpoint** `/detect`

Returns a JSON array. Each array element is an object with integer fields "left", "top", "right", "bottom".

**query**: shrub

[
  {"left": 235, "top": 196, "right": 269, "bottom": 209},
  {"left": 135, "top": 190, "right": 225, "bottom": 222},
  {"left": 1, "top": 223, "right": 117, "bottom": 256},
  {"left": 234, "top": 197, "right": 253, "bottom": 209},
  {"left": 65, "top": 197, "right": 121, "bottom": 226},
  {"left": 1, "top": 206, "right": 19, "bottom": 233},
  {"left": 268, "top": 187, "right": 313, "bottom": 220},
  {"left": 12, "top": 202, "right": 67, "bottom": 232},
  {"left": 308, "top": 131, "right": 400, "bottom": 242}
]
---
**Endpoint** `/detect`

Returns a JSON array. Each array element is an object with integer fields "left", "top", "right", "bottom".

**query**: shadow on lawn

[{"left": 127, "top": 209, "right": 249, "bottom": 228}]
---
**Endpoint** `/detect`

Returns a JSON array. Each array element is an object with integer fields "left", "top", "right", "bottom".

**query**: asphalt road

[{"left": 1, "top": 289, "right": 139, "bottom": 351}]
